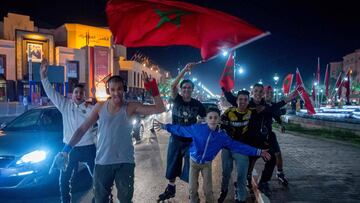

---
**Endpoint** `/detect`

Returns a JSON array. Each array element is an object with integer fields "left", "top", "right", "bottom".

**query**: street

[{"left": 1, "top": 111, "right": 360, "bottom": 202}]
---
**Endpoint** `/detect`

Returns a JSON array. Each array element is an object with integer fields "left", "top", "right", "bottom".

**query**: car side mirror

[{"left": 0, "top": 122, "right": 8, "bottom": 129}]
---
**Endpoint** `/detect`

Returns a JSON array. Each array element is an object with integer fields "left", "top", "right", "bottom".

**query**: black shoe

[
  {"left": 217, "top": 189, "right": 228, "bottom": 203},
  {"left": 158, "top": 184, "right": 176, "bottom": 202},
  {"left": 277, "top": 172, "right": 289, "bottom": 186},
  {"left": 235, "top": 200, "right": 245, "bottom": 203},
  {"left": 258, "top": 182, "right": 271, "bottom": 197}
]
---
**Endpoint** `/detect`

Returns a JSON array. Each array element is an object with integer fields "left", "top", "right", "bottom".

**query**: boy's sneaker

[
  {"left": 276, "top": 171, "right": 289, "bottom": 186},
  {"left": 217, "top": 189, "right": 228, "bottom": 203},
  {"left": 158, "top": 184, "right": 176, "bottom": 202},
  {"left": 258, "top": 182, "right": 271, "bottom": 197}
]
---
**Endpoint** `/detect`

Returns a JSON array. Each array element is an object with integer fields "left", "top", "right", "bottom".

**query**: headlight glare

[{"left": 16, "top": 150, "right": 47, "bottom": 165}]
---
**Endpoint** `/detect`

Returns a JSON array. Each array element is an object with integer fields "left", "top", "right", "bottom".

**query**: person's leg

[
  {"left": 247, "top": 156, "right": 258, "bottom": 189},
  {"left": 114, "top": 163, "right": 135, "bottom": 203},
  {"left": 202, "top": 162, "right": 214, "bottom": 203},
  {"left": 180, "top": 142, "right": 191, "bottom": 183},
  {"left": 258, "top": 151, "right": 276, "bottom": 196},
  {"left": 218, "top": 149, "right": 233, "bottom": 203},
  {"left": 77, "top": 144, "right": 96, "bottom": 177},
  {"left": 93, "top": 164, "right": 115, "bottom": 203},
  {"left": 271, "top": 132, "right": 288, "bottom": 185},
  {"left": 233, "top": 152, "right": 249, "bottom": 202},
  {"left": 159, "top": 136, "right": 183, "bottom": 200},
  {"left": 59, "top": 147, "right": 79, "bottom": 203},
  {"left": 189, "top": 159, "right": 200, "bottom": 203}
]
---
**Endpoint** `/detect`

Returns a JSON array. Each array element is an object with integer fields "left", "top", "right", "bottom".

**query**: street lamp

[
  {"left": 273, "top": 73, "right": 280, "bottom": 101},
  {"left": 273, "top": 73, "right": 279, "bottom": 85}
]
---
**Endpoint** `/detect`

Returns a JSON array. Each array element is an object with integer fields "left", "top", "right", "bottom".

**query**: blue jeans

[
  {"left": 165, "top": 135, "right": 190, "bottom": 182},
  {"left": 220, "top": 149, "right": 249, "bottom": 201},
  {"left": 93, "top": 163, "right": 135, "bottom": 203},
  {"left": 60, "top": 144, "right": 96, "bottom": 203}
]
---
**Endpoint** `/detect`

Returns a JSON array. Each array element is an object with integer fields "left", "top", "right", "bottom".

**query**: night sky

[{"left": 1, "top": 0, "right": 359, "bottom": 94}]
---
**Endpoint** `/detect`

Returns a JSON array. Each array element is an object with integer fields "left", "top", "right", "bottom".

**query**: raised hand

[
  {"left": 40, "top": 58, "right": 49, "bottom": 79},
  {"left": 142, "top": 71, "right": 160, "bottom": 97},
  {"left": 153, "top": 119, "right": 165, "bottom": 131},
  {"left": 260, "top": 149, "right": 271, "bottom": 161},
  {"left": 183, "top": 61, "right": 202, "bottom": 72}
]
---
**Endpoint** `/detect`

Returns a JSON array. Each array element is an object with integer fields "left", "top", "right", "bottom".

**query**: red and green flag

[
  {"left": 106, "top": 0, "right": 269, "bottom": 60},
  {"left": 219, "top": 51, "right": 235, "bottom": 92},
  {"left": 296, "top": 69, "right": 316, "bottom": 115},
  {"left": 282, "top": 74, "right": 293, "bottom": 94},
  {"left": 324, "top": 64, "right": 329, "bottom": 97}
]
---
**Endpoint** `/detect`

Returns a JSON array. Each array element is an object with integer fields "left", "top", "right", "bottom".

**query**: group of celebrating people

[{"left": 42, "top": 58, "right": 296, "bottom": 203}]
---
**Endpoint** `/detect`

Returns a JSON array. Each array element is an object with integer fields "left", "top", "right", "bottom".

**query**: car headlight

[
  {"left": 132, "top": 119, "right": 137, "bottom": 125},
  {"left": 16, "top": 150, "right": 47, "bottom": 165}
]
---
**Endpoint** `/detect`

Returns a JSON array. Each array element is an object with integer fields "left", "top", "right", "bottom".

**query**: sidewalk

[{"left": 254, "top": 130, "right": 360, "bottom": 202}]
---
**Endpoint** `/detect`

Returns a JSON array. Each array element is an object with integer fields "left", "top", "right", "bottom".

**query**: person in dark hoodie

[
  {"left": 154, "top": 107, "right": 270, "bottom": 203},
  {"left": 221, "top": 84, "right": 296, "bottom": 197}
]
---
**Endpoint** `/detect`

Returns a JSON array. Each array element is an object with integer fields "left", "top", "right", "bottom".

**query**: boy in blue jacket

[{"left": 154, "top": 107, "right": 270, "bottom": 203}]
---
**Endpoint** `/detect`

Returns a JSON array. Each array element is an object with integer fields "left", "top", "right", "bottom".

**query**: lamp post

[{"left": 273, "top": 73, "right": 279, "bottom": 102}]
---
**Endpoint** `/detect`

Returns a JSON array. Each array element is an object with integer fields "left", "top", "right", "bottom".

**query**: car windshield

[{"left": 4, "top": 109, "right": 42, "bottom": 131}]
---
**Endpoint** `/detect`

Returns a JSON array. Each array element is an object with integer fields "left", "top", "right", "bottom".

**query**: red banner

[
  {"left": 282, "top": 74, "right": 293, "bottom": 94},
  {"left": 219, "top": 52, "right": 235, "bottom": 92},
  {"left": 296, "top": 69, "right": 316, "bottom": 115},
  {"left": 106, "top": 0, "right": 268, "bottom": 60}
]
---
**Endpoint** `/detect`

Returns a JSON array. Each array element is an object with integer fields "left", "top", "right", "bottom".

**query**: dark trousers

[
  {"left": 60, "top": 144, "right": 96, "bottom": 203},
  {"left": 165, "top": 135, "right": 191, "bottom": 182},
  {"left": 93, "top": 163, "right": 135, "bottom": 203},
  {"left": 248, "top": 151, "right": 276, "bottom": 184}
]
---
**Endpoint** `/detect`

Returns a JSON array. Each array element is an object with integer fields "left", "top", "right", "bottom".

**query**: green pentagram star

[{"left": 154, "top": 8, "right": 190, "bottom": 28}]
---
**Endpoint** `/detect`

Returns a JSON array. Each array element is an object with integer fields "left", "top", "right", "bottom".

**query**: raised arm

[
  {"left": 153, "top": 119, "right": 194, "bottom": 138},
  {"left": 170, "top": 62, "right": 199, "bottom": 99},
  {"left": 40, "top": 58, "right": 67, "bottom": 111},
  {"left": 221, "top": 87, "right": 237, "bottom": 107},
  {"left": 223, "top": 135, "right": 271, "bottom": 160},
  {"left": 130, "top": 72, "right": 165, "bottom": 116}
]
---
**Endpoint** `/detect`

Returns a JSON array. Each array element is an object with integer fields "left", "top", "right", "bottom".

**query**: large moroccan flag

[
  {"left": 296, "top": 69, "right": 316, "bottom": 115},
  {"left": 282, "top": 74, "right": 293, "bottom": 94},
  {"left": 106, "top": 0, "right": 269, "bottom": 60},
  {"left": 219, "top": 51, "right": 235, "bottom": 92}
]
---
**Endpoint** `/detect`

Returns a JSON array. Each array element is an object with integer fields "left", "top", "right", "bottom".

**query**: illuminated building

[{"left": 0, "top": 13, "right": 167, "bottom": 102}]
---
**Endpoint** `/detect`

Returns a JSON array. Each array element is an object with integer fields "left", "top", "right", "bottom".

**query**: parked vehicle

[{"left": 0, "top": 106, "right": 91, "bottom": 194}]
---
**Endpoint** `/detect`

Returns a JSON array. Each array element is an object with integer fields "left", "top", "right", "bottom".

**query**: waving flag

[
  {"left": 282, "top": 74, "right": 293, "bottom": 94},
  {"left": 316, "top": 57, "right": 321, "bottom": 83},
  {"left": 296, "top": 69, "right": 316, "bottom": 115},
  {"left": 335, "top": 71, "right": 343, "bottom": 98},
  {"left": 219, "top": 52, "right": 235, "bottom": 92},
  {"left": 343, "top": 69, "right": 351, "bottom": 103},
  {"left": 106, "top": 0, "right": 269, "bottom": 60},
  {"left": 324, "top": 64, "right": 329, "bottom": 97}
]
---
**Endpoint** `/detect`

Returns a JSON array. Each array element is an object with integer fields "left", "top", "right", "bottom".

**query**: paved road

[{"left": 1, "top": 111, "right": 360, "bottom": 202}]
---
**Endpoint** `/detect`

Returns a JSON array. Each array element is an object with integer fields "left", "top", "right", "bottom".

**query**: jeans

[
  {"left": 189, "top": 159, "right": 213, "bottom": 203},
  {"left": 165, "top": 135, "right": 191, "bottom": 182},
  {"left": 60, "top": 144, "right": 96, "bottom": 203},
  {"left": 220, "top": 149, "right": 249, "bottom": 201},
  {"left": 93, "top": 163, "right": 135, "bottom": 203}
]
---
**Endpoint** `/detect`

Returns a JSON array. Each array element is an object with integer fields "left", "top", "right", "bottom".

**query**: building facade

[{"left": 0, "top": 13, "right": 168, "bottom": 102}]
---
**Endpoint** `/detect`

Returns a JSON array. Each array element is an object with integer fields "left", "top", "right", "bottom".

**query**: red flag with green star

[
  {"left": 106, "top": 0, "right": 269, "bottom": 60},
  {"left": 219, "top": 52, "right": 235, "bottom": 92},
  {"left": 282, "top": 74, "right": 293, "bottom": 94}
]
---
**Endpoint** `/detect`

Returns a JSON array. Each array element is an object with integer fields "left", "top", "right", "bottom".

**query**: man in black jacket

[{"left": 222, "top": 83, "right": 296, "bottom": 197}]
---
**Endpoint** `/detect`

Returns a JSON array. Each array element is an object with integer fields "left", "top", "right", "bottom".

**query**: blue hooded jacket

[{"left": 165, "top": 123, "right": 261, "bottom": 164}]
